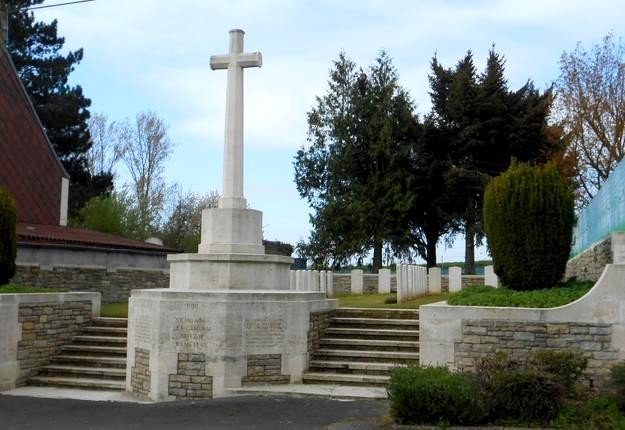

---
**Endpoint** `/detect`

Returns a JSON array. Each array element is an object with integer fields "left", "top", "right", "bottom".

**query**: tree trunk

[
  {"left": 424, "top": 228, "right": 438, "bottom": 268},
  {"left": 464, "top": 218, "right": 476, "bottom": 275},
  {"left": 372, "top": 240, "right": 383, "bottom": 273}
]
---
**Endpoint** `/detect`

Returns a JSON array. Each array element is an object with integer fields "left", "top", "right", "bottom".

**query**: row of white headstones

[{"left": 289, "top": 265, "right": 499, "bottom": 302}]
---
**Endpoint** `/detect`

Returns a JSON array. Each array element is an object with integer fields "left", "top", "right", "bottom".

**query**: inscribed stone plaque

[
  {"left": 245, "top": 318, "right": 285, "bottom": 349},
  {"left": 172, "top": 315, "right": 210, "bottom": 351},
  {"left": 134, "top": 314, "right": 152, "bottom": 347}
]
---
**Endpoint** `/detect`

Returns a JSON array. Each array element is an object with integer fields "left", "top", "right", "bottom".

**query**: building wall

[
  {"left": 0, "top": 292, "right": 100, "bottom": 390},
  {"left": 420, "top": 264, "right": 625, "bottom": 391}
]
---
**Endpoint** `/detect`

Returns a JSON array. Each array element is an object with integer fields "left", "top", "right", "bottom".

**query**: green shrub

[
  {"left": 384, "top": 294, "right": 397, "bottom": 304},
  {"left": 483, "top": 162, "right": 575, "bottom": 290},
  {"left": 610, "top": 361, "right": 625, "bottom": 412},
  {"left": 530, "top": 350, "right": 588, "bottom": 396},
  {"left": 488, "top": 368, "right": 564, "bottom": 422},
  {"left": 387, "top": 366, "right": 488, "bottom": 425},
  {"left": 0, "top": 188, "right": 17, "bottom": 285}
]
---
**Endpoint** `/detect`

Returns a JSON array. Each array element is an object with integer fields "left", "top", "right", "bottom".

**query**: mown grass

[
  {"left": 101, "top": 302, "right": 129, "bottom": 318},
  {"left": 335, "top": 292, "right": 449, "bottom": 309},
  {"left": 447, "top": 280, "right": 593, "bottom": 308},
  {"left": 0, "top": 284, "right": 67, "bottom": 294}
]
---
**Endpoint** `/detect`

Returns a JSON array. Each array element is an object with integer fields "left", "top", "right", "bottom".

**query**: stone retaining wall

[
  {"left": 308, "top": 309, "right": 335, "bottom": 353},
  {"left": 331, "top": 273, "right": 397, "bottom": 295},
  {"left": 565, "top": 233, "right": 625, "bottom": 282},
  {"left": 440, "top": 275, "right": 485, "bottom": 293},
  {"left": 12, "top": 264, "right": 169, "bottom": 304},
  {"left": 241, "top": 354, "right": 290, "bottom": 386},
  {"left": 130, "top": 348, "right": 151, "bottom": 399},
  {"left": 420, "top": 264, "right": 625, "bottom": 391},
  {"left": 167, "top": 353, "right": 213, "bottom": 399},
  {"left": 0, "top": 292, "right": 101, "bottom": 390}
]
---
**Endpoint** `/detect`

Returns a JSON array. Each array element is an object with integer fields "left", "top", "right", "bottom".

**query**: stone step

[
  {"left": 51, "top": 354, "right": 127, "bottom": 368},
  {"left": 302, "top": 372, "right": 390, "bottom": 387},
  {"left": 72, "top": 335, "right": 127, "bottom": 345},
  {"left": 312, "top": 349, "right": 419, "bottom": 364},
  {"left": 92, "top": 317, "right": 128, "bottom": 328},
  {"left": 330, "top": 317, "right": 419, "bottom": 329},
  {"left": 308, "top": 360, "right": 400, "bottom": 376},
  {"left": 60, "top": 345, "right": 127, "bottom": 356},
  {"left": 29, "top": 375, "right": 125, "bottom": 391},
  {"left": 323, "top": 327, "right": 419, "bottom": 340},
  {"left": 335, "top": 308, "right": 419, "bottom": 320},
  {"left": 319, "top": 338, "right": 419, "bottom": 351},
  {"left": 82, "top": 326, "right": 128, "bottom": 337},
  {"left": 39, "top": 365, "right": 126, "bottom": 380}
]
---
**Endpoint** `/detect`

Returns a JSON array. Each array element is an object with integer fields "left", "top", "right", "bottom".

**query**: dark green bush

[
  {"left": 488, "top": 368, "right": 564, "bottom": 422},
  {"left": 384, "top": 294, "right": 397, "bottom": 304},
  {"left": 483, "top": 162, "right": 575, "bottom": 290},
  {"left": 530, "top": 350, "right": 588, "bottom": 396},
  {"left": 609, "top": 361, "right": 625, "bottom": 412},
  {"left": 387, "top": 366, "right": 488, "bottom": 425},
  {"left": 0, "top": 188, "right": 17, "bottom": 285}
]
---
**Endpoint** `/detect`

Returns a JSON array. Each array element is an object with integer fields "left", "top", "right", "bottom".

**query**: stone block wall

[
  {"left": 332, "top": 274, "right": 351, "bottom": 294},
  {"left": 241, "top": 354, "right": 290, "bottom": 386},
  {"left": 0, "top": 292, "right": 100, "bottom": 390},
  {"left": 440, "top": 275, "right": 485, "bottom": 292},
  {"left": 13, "top": 265, "right": 169, "bottom": 304},
  {"left": 168, "top": 353, "right": 213, "bottom": 399},
  {"left": 331, "top": 273, "right": 397, "bottom": 295},
  {"left": 566, "top": 235, "right": 613, "bottom": 282},
  {"left": 130, "top": 348, "right": 151, "bottom": 398},
  {"left": 308, "top": 309, "right": 335, "bottom": 352},
  {"left": 455, "top": 320, "right": 616, "bottom": 389}
]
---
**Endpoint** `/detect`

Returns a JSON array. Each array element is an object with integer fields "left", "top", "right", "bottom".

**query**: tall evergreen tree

[
  {"left": 6, "top": 0, "right": 111, "bottom": 215},
  {"left": 294, "top": 52, "right": 418, "bottom": 271},
  {"left": 427, "top": 49, "right": 562, "bottom": 273}
]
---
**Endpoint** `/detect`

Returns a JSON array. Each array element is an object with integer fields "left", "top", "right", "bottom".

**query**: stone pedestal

[{"left": 127, "top": 289, "right": 335, "bottom": 400}]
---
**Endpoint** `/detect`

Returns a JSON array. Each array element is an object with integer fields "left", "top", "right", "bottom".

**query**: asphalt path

[{"left": 0, "top": 394, "right": 390, "bottom": 430}]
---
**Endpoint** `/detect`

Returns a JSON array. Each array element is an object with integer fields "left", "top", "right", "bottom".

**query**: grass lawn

[
  {"left": 448, "top": 280, "right": 594, "bottom": 308},
  {"left": 0, "top": 284, "right": 67, "bottom": 294},
  {"left": 101, "top": 302, "right": 129, "bottom": 318},
  {"left": 335, "top": 292, "right": 449, "bottom": 309}
]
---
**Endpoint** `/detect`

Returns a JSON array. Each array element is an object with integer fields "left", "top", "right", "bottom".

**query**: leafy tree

[
  {"left": 160, "top": 190, "right": 219, "bottom": 252},
  {"left": 294, "top": 52, "right": 418, "bottom": 271},
  {"left": 116, "top": 111, "right": 175, "bottom": 238},
  {"left": 427, "top": 49, "right": 562, "bottom": 273},
  {"left": 0, "top": 187, "right": 17, "bottom": 285},
  {"left": 6, "top": 0, "right": 111, "bottom": 215},
  {"left": 73, "top": 192, "right": 140, "bottom": 239},
  {"left": 554, "top": 33, "right": 625, "bottom": 207}
]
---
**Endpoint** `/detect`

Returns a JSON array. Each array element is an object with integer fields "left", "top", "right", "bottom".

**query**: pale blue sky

[{"left": 33, "top": 0, "right": 624, "bottom": 263}]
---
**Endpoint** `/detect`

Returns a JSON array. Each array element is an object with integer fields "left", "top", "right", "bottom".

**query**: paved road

[{"left": 0, "top": 394, "right": 390, "bottom": 430}]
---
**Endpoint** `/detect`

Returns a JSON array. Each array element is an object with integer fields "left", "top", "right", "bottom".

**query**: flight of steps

[
  {"left": 303, "top": 308, "right": 419, "bottom": 387},
  {"left": 29, "top": 317, "right": 128, "bottom": 391}
]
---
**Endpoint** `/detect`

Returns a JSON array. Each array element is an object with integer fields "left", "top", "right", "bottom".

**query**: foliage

[
  {"left": 483, "top": 162, "right": 576, "bottom": 290},
  {"left": 447, "top": 281, "right": 592, "bottom": 307},
  {"left": 160, "top": 190, "right": 219, "bottom": 252},
  {"left": 7, "top": 0, "right": 112, "bottom": 214},
  {"left": 87, "top": 112, "right": 121, "bottom": 177},
  {"left": 73, "top": 192, "right": 141, "bottom": 239},
  {"left": 530, "top": 350, "right": 588, "bottom": 396},
  {"left": 426, "top": 49, "right": 563, "bottom": 273},
  {"left": 487, "top": 368, "right": 564, "bottom": 422},
  {"left": 610, "top": 361, "right": 625, "bottom": 412},
  {"left": 0, "top": 284, "right": 67, "bottom": 293},
  {"left": 554, "top": 33, "right": 625, "bottom": 208},
  {"left": 116, "top": 111, "right": 175, "bottom": 238},
  {"left": 383, "top": 295, "right": 397, "bottom": 304},
  {"left": 554, "top": 396, "right": 625, "bottom": 429},
  {"left": 387, "top": 366, "right": 489, "bottom": 425},
  {"left": 335, "top": 293, "right": 449, "bottom": 309},
  {"left": 100, "top": 302, "right": 128, "bottom": 318},
  {"left": 0, "top": 188, "right": 17, "bottom": 285},
  {"left": 294, "top": 52, "right": 419, "bottom": 271}
]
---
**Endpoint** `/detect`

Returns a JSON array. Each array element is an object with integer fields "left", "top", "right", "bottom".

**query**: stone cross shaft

[{"left": 210, "top": 29, "right": 262, "bottom": 209}]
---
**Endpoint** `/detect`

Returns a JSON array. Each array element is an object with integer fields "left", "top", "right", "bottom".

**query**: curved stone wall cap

[
  {"left": 130, "top": 289, "right": 329, "bottom": 301},
  {"left": 167, "top": 253, "right": 293, "bottom": 264}
]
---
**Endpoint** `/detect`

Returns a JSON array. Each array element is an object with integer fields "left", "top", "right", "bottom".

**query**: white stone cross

[{"left": 210, "top": 29, "right": 262, "bottom": 209}]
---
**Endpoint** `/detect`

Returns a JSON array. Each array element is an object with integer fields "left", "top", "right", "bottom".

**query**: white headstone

[
  {"left": 396, "top": 264, "right": 404, "bottom": 303},
  {"left": 326, "top": 271, "right": 334, "bottom": 297},
  {"left": 320, "top": 270, "right": 327, "bottom": 295},
  {"left": 449, "top": 266, "right": 462, "bottom": 293},
  {"left": 484, "top": 265, "right": 499, "bottom": 288},
  {"left": 428, "top": 267, "right": 442, "bottom": 294},
  {"left": 289, "top": 270, "right": 296, "bottom": 290},
  {"left": 378, "top": 269, "right": 391, "bottom": 294},
  {"left": 351, "top": 269, "right": 364, "bottom": 295}
]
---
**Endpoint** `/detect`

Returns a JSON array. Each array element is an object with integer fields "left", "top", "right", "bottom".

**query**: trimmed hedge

[
  {"left": 483, "top": 162, "right": 575, "bottom": 290},
  {"left": 0, "top": 187, "right": 17, "bottom": 285}
]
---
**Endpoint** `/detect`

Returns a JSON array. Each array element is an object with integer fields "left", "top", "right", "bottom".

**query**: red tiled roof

[
  {"left": 0, "top": 46, "right": 68, "bottom": 225},
  {"left": 17, "top": 223, "right": 178, "bottom": 253}
]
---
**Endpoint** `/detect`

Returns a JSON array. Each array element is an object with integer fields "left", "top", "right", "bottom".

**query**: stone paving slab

[
  {"left": 227, "top": 383, "right": 387, "bottom": 400},
  {"left": 1, "top": 386, "right": 152, "bottom": 403}
]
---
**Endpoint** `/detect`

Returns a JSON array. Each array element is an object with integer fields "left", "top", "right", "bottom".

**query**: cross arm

[
  {"left": 238, "top": 52, "right": 262, "bottom": 68},
  {"left": 210, "top": 55, "right": 231, "bottom": 70}
]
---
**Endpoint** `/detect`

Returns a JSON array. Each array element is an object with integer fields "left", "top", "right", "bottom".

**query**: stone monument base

[{"left": 126, "top": 289, "right": 336, "bottom": 401}]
